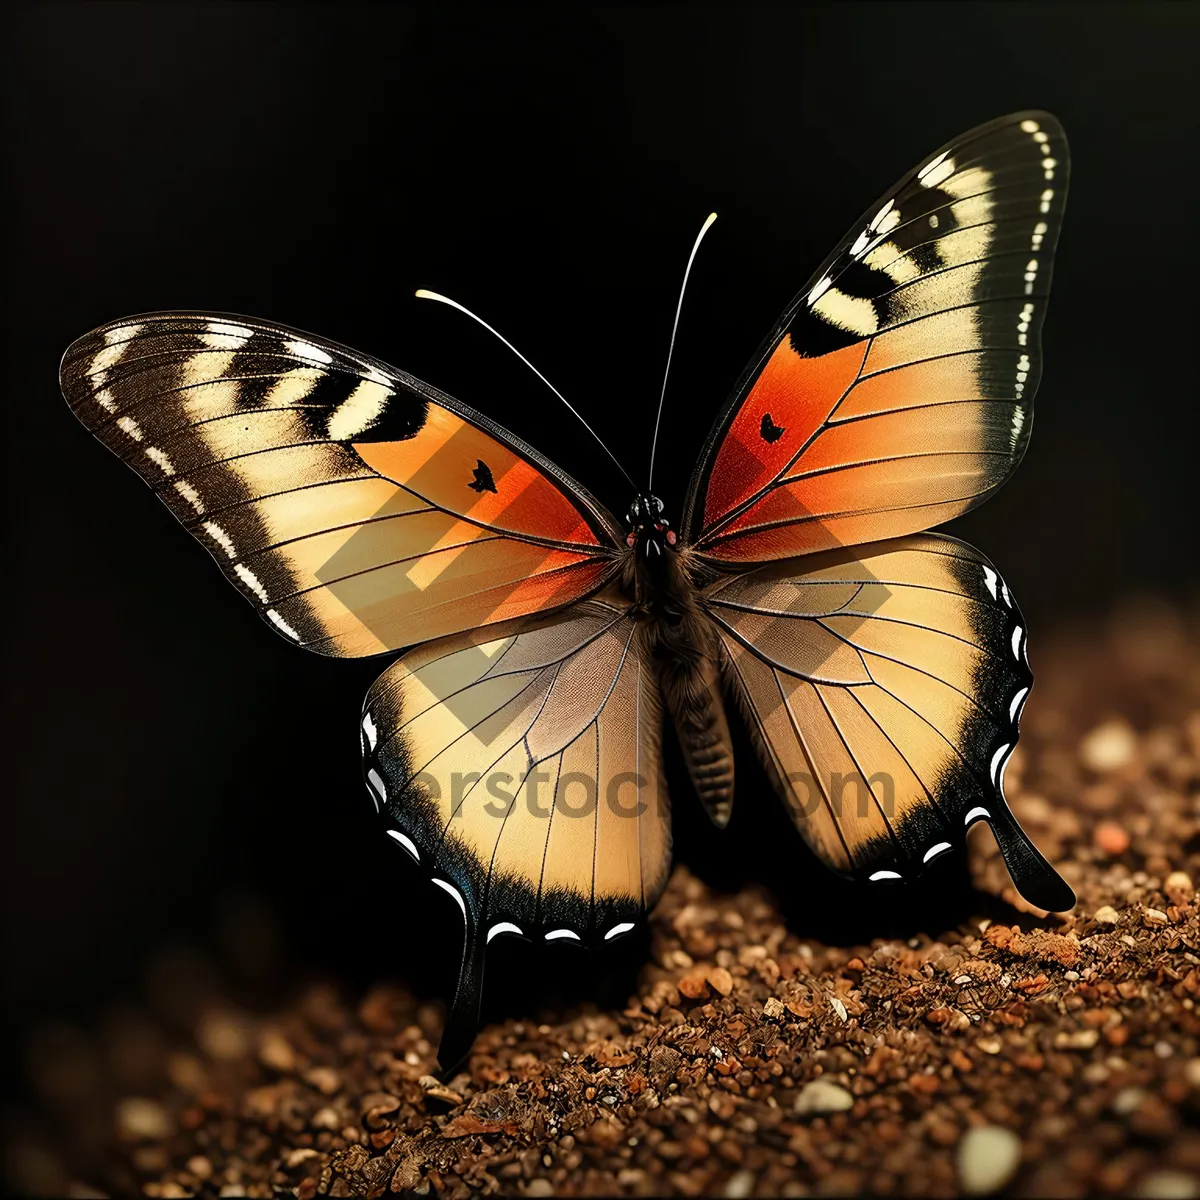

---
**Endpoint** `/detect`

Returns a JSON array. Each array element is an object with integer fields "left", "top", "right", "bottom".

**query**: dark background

[{"left": 3, "top": 2, "right": 1197, "bottom": 1093}]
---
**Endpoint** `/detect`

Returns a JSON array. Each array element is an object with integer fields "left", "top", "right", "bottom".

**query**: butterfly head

[{"left": 625, "top": 493, "right": 676, "bottom": 557}]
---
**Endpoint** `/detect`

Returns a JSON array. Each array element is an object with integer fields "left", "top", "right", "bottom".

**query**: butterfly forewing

[
  {"left": 60, "top": 313, "right": 621, "bottom": 655},
  {"left": 683, "top": 111, "right": 1068, "bottom": 563}
]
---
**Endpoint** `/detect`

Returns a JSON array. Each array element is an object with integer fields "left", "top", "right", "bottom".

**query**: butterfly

[{"left": 61, "top": 111, "right": 1073, "bottom": 1070}]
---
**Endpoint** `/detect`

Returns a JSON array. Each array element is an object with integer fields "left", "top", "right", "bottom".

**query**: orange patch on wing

[
  {"left": 353, "top": 407, "right": 600, "bottom": 548},
  {"left": 702, "top": 338, "right": 868, "bottom": 529}
]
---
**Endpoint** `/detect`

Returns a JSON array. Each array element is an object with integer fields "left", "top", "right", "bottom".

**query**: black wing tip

[{"left": 987, "top": 805, "right": 1075, "bottom": 913}]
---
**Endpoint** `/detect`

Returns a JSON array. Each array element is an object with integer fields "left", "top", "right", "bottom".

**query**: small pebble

[
  {"left": 763, "top": 997, "right": 785, "bottom": 1020},
  {"left": 794, "top": 1079, "right": 854, "bottom": 1115},
  {"left": 1166, "top": 871, "right": 1195, "bottom": 898},
  {"left": 1093, "top": 905, "right": 1121, "bottom": 924},
  {"left": 185, "top": 1156, "right": 212, "bottom": 1180},
  {"left": 724, "top": 1169, "right": 756, "bottom": 1198},
  {"left": 707, "top": 966, "right": 734, "bottom": 997},
  {"left": 115, "top": 1098, "right": 171, "bottom": 1141},
  {"left": 1134, "top": 1170, "right": 1200, "bottom": 1199},
  {"left": 957, "top": 1125, "right": 1022, "bottom": 1195},
  {"left": 1080, "top": 719, "right": 1137, "bottom": 771},
  {"left": 1113, "top": 1086, "right": 1147, "bottom": 1115},
  {"left": 1095, "top": 821, "right": 1131, "bottom": 856}
]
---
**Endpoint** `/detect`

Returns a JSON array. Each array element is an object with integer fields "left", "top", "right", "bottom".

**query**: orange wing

[
  {"left": 706, "top": 534, "right": 1073, "bottom": 912},
  {"left": 61, "top": 313, "right": 621, "bottom": 655},
  {"left": 683, "top": 112, "right": 1068, "bottom": 563}
]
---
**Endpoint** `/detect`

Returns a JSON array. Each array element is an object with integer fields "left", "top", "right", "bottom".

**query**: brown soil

[{"left": 8, "top": 596, "right": 1200, "bottom": 1198}]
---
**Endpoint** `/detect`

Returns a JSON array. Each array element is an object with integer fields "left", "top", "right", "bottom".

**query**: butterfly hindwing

[
  {"left": 361, "top": 590, "right": 670, "bottom": 1067},
  {"left": 705, "top": 533, "right": 1073, "bottom": 912},
  {"left": 684, "top": 111, "right": 1068, "bottom": 564},
  {"left": 60, "top": 313, "right": 621, "bottom": 656}
]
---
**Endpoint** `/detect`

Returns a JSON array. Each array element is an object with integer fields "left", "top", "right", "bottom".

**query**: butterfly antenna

[
  {"left": 414, "top": 289, "right": 637, "bottom": 490},
  {"left": 647, "top": 211, "right": 718, "bottom": 493}
]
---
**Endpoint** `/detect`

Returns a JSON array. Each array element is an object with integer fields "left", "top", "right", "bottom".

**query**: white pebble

[
  {"left": 1080, "top": 719, "right": 1137, "bottom": 771},
  {"left": 1134, "top": 1170, "right": 1200, "bottom": 1200},
  {"left": 793, "top": 1078, "right": 854, "bottom": 1115},
  {"left": 1112, "top": 1086, "right": 1146, "bottom": 1115},
  {"left": 115, "top": 1097, "right": 170, "bottom": 1140},
  {"left": 957, "top": 1125, "right": 1022, "bottom": 1195},
  {"left": 724, "top": 1169, "right": 756, "bottom": 1198}
]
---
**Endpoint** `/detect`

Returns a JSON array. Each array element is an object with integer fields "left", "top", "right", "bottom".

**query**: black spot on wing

[
  {"left": 468, "top": 459, "right": 498, "bottom": 494},
  {"left": 760, "top": 413, "right": 786, "bottom": 444}
]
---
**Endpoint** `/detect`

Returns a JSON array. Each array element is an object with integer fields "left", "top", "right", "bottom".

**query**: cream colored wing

[
  {"left": 61, "top": 313, "right": 619, "bottom": 655},
  {"left": 705, "top": 533, "right": 1073, "bottom": 912},
  {"left": 361, "top": 590, "right": 669, "bottom": 1067}
]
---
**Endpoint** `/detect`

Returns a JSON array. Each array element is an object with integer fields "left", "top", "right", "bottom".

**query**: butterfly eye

[{"left": 626, "top": 532, "right": 637, "bottom": 548}]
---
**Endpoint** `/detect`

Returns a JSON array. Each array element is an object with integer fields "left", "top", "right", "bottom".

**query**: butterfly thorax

[{"left": 620, "top": 494, "right": 736, "bottom": 828}]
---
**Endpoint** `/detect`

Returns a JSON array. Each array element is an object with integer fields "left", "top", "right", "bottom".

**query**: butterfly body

[
  {"left": 62, "top": 112, "right": 1076, "bottom": 1071},
  {"left": 621, "top": 499, "right": 737, "bottom": 828}
]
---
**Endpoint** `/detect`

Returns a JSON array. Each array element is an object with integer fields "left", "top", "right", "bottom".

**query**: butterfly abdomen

[
  {"left": 665, "top": 653, "right": 735, "bottom": 829},
  {"left": 625, "top": 544, "right": 735, "bottom": 828}
]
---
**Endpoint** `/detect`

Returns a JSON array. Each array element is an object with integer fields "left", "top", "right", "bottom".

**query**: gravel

[{"left": 7, "top": 595, "right": 1200, "bottom": 1197}]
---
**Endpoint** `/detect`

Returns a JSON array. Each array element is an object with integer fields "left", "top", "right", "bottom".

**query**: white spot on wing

[
  {"left": 544, "top": 929, "right": 580, "bottom": 942},
  {"left": 863, "top": 240, "right": 922, "bottom": 284},
  {"left": 266, "top": 608, "right": 301, "bottom": 641},
  {"left": 917, "top": 151, "right": 951, "bottom": 183},
  {"left": 285, "top": 338, "right": 333, "bottom": 365},
  {"left": 923, "top": 842, "right": 952, "bottom": 863},
  {"left": 116, "top": 416, "right": 143, "bottom": 441},
  {"left": 326, "top": 379, "right": 392, "bottom": 441},
  {"left": 387, "top": 829, "right": 421, "bottom": 862},
  {"left": 145, "top": 446, "right": 175, "bottom": 475},
  {"left": 1009, "top": 686, "right": 1030, "bottom": 722},
  {"left": 202, "top": 321, "right": 253, "bottom": 349},
  {"left": 95, "top": 389, "right": 117, "bottom": 412},
  {"left": 964, "top": 806, "right": 990, "bottom": 825},
  {"left": 1010, "top": 405, "right": 1026, "bottom": 449},
  {"left": 990, "top": 743, "right": 1011, "bottom": 786},
  {"left": 812, "top": 287, "right": 879, "bottom": 336},
  {"left": 807, "top": 275, "right": 833, "bottom": 305},
  {"left": 869, "top": 869, "right": 902, "bottom": 882},
  {"left": 362, "top": 711, "right": 378, "bottom": 751},
  {"left": 367, "top": 767, "right": 387, "bottom": 804},
  {"left": 432, "top": 877, "right": 466, "bottom": 922},
  {"left": 1011, "top": 625, "right": 1024, "bottom": 660},
  {"left": 869, "top": 199, "right": 895, "bottom": 230},
  {"left": 234, "top": 564, "right": 269, "bottom": 602},
  {"left": 604, "top": 922, "right": 635, "bottom": 941},
  {"left": 174, "top": 480, "right": 205, "bottom": 514},
  {"left": 1024, "top": 257, "right": 1040, "bottom": 295},
  {"left": 982, "top": 566, "right": 999, "bottom": 600},
  {"left": 203, "top": 521, "right": 236, "bottom": 558},
  {"left": 487, "top": 921, "right": 522, "bottom": 943}
]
